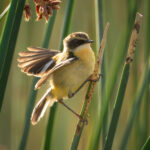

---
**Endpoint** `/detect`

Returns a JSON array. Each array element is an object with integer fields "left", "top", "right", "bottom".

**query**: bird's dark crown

[{"left": 64, "top": 32, "right": 93, "bottom": 49}]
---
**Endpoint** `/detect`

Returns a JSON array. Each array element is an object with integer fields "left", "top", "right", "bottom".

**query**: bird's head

[{"left": 63, "top": 32, "right": 93, "bottom": 50}]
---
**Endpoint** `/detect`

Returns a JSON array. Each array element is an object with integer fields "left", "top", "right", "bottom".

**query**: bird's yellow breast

[
  {"left": 73, "top": 44, "right": 95, "bottom": 67},
  {"left": 51, "top": 44, "right": 95, "bottom": 100}
]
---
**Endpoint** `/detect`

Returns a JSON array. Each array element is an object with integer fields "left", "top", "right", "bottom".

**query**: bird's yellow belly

[
  {"left": 51, "top": 62, "right": 93, "bottom": 100},
  {"left": 50, "top": 47, "right": 95, "bottom": 100}
]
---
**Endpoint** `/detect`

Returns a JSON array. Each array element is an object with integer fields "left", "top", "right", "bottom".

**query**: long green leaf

[
  {"left": 142, "top": 0, "right": 150, "bottom": 144},
  {"left": 43, "top": 0, "right": 75, "bottom": 150},
  {"left": 18, "top": 79, "right": 38, "bottom": 150},
  {"left": 88, "top": 30, "right": 128, "bottom": 150},
  {"left": 0, "top": 0, "right": 26, "bottom": 111},
  {"left": 89, "top": 3, "right": 138, "bottom": 149},
  {"left": 88, "top": 0, "right": 106, "bottom": 150},
  {"left": 19, "top": 11, "right": 57, "bottom": 150},
  {"left": 104, "top": 64, "right": 130, "bottom": 150},
  {"left": 0, "top": 0, "right": 18, "bottom": 110},
  {"left": 96, "top": 0, "right": 106, "bottom": 149},
  {"left": 119, "top": 63, "right": 150, "bottom": 150},
  {"left": 70, "top": 84, "right": 91, "bottom": 150},
  {"left": 70, "top": 86, "right": 91, "bottom": 150},
  {"left": 71, "top": 20, "right": 109, "bottom": 150}
]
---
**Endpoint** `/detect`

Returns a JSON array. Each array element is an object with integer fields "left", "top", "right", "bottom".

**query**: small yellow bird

[{"left": 18, "top": 32, "right": 95, "bottom": 125}]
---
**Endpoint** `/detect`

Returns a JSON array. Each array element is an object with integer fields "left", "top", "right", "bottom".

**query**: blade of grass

[
  {"left": 0, "top": 0, "right": 18, "bottom": 109},
  {"left": 104, "top": 63, "right": 129, "bottom": 150},
  {"left": 93, "top": 1, "right": 107, "bottom": 150},
  {"left": 0, "top": 0, "right": 26, "bottom": 111},
  {"left": 141, "top": 136, "right": 150, "bottom": 150},
  {"left": 127, "top": 1, "right": 141, "bottom": 148},
  {"left": 96, "top": 0, "right": 107, "bottom": 149},
  {"left": 103, "top": 12, "right": 143, "bottom": 150},
  {"left": 89, "top": 23, "right": 129, "bottom": 150},
  {"left": 142, "top": 0, "right": 150, "bottom": 143},
  {"left": 0, "top": 3, "right": 10, "bottom": 21},
  {"left": 70, "top": 23, "right": 109, "bottom": 150},
  {"left": 88, "top": 5, "right": 139, "bottom": 150},
  {"left": 18, "top": 79, "right": 38, "bottom": 150},
  {"left": 43, "top": 1, "right": 75, "bottom": 150},
  {"left": 18, "top": 11, "right": 57, "bottom": 150},
  {"left": 119, "top": 62, "right": 150, "bottom": 150}
]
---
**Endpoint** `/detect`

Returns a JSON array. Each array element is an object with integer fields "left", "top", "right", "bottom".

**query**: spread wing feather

[
  {"left": 18, "top": 47, "right": 78, "bottom": 90},
  {"left": 35, "top": 57, "right": 78, "bottom": 90},
  {"left": 18, "top": 47, "right": 60, "bottom": 77}
]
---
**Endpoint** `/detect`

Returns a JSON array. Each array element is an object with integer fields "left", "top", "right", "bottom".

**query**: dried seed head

[
  {"left": 24, "top": 4, "right": 31, "bottom": 21},
  {"left": 34, "top": 0, "right": 61, "bottom": 22},
  {"left": 23, "top": 0, "right": 60, "bottom": 22}
]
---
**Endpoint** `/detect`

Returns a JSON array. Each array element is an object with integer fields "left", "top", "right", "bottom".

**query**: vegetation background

[{"left": 0, "top": 0, "right": 149, "bottom": 150}]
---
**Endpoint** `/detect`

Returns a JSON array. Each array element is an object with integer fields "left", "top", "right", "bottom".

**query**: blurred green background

[{"left": 0, "top": 0, "right": 149, "bottom": 150}]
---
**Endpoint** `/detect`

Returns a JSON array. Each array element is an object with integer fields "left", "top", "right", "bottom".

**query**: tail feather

[{"left": 31, "top": 87, "right": 54, "bottom": 125}]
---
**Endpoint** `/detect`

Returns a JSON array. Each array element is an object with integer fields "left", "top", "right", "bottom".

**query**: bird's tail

[{"left": 31, "top": 87, "right": 54, "bottom": 125}]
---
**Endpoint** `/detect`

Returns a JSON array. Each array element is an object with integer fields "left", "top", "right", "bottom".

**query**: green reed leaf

[
  {"left": 0, "top": 0, "right": 26, "bottom": 111},
  {"left": 43, "top": 0, "right": 75, "bottom": 149},
  {"left": 19, "top": 11, "right": 57, "bottom": 150},
  {"left": 104, "top": 64, "right": 130, "bottom": 150}
]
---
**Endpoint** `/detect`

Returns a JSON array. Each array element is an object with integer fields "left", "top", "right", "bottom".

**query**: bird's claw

[{"left": 89, "top": 73, "right": 103, "bottom": 82}]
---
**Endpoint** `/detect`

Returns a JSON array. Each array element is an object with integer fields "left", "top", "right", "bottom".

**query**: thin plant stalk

[
  {"left": 119, "top": 62, "right": 150, "bottom": 150},
  {"left": 18, "top": 11, "right": 57, "bottom": 150},
  {"left": 90, "top": 26, "right": 128, "bottom": 150},
  {"left": 96, "top": 0, "right": 107, "bottom": 148},
  {"left": 104, "top": 63, "right": 129, "bottom": 150},
  {"left": 89, "top": 6, "right": 139, "bottom": 150},
  {"left": 103, "top": 12, "right": 143, "bottom": 150},
  {"left": 0, "top": 0, "right": 26, "bottom": 111},
  {"left": 91, "top": 1, "right": 106, "bottom": 150},
  {"left": 43, "top": 0, "right": 75, "bottom": 150},
  {"left": 143, "top": 0, "right": 150, "bottom": 143},
  {"left": 70, "top": 23, "right": 109, "bottom": 150}
]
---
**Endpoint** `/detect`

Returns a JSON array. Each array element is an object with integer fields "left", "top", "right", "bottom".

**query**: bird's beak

[{"left": 87, "top": 39, "right": 94, "bottom": 43}]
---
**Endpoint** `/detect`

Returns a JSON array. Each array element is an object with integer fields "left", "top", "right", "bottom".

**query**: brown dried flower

[
  {"left": 24, "top": 4, "right": 31, "bottom": 21},
  {"left": 34, "top": 0, "right": 61, "bottom": 22}
]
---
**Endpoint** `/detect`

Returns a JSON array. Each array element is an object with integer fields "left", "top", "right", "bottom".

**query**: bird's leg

[
  {"left": 68, "top": 73, "right": 103, "bottom": 99},
  {"left": 58, "top": 100, "right": 88, "bottom": 124},
  {"left": 68, "top": 79, "right": 90, "bottom": 98}
]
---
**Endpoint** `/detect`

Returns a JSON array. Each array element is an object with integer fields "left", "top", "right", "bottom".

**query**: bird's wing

[
  {"left": 35, "top": 56, "right": 78, "bottom": 90},
  {"left": 18, "top": 47, "right": 60, "bottom": 77}
]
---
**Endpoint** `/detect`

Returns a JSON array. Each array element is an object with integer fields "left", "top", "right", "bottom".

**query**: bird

[{"left": 17, "top": 32, "right": 95, "bottom": 125}]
